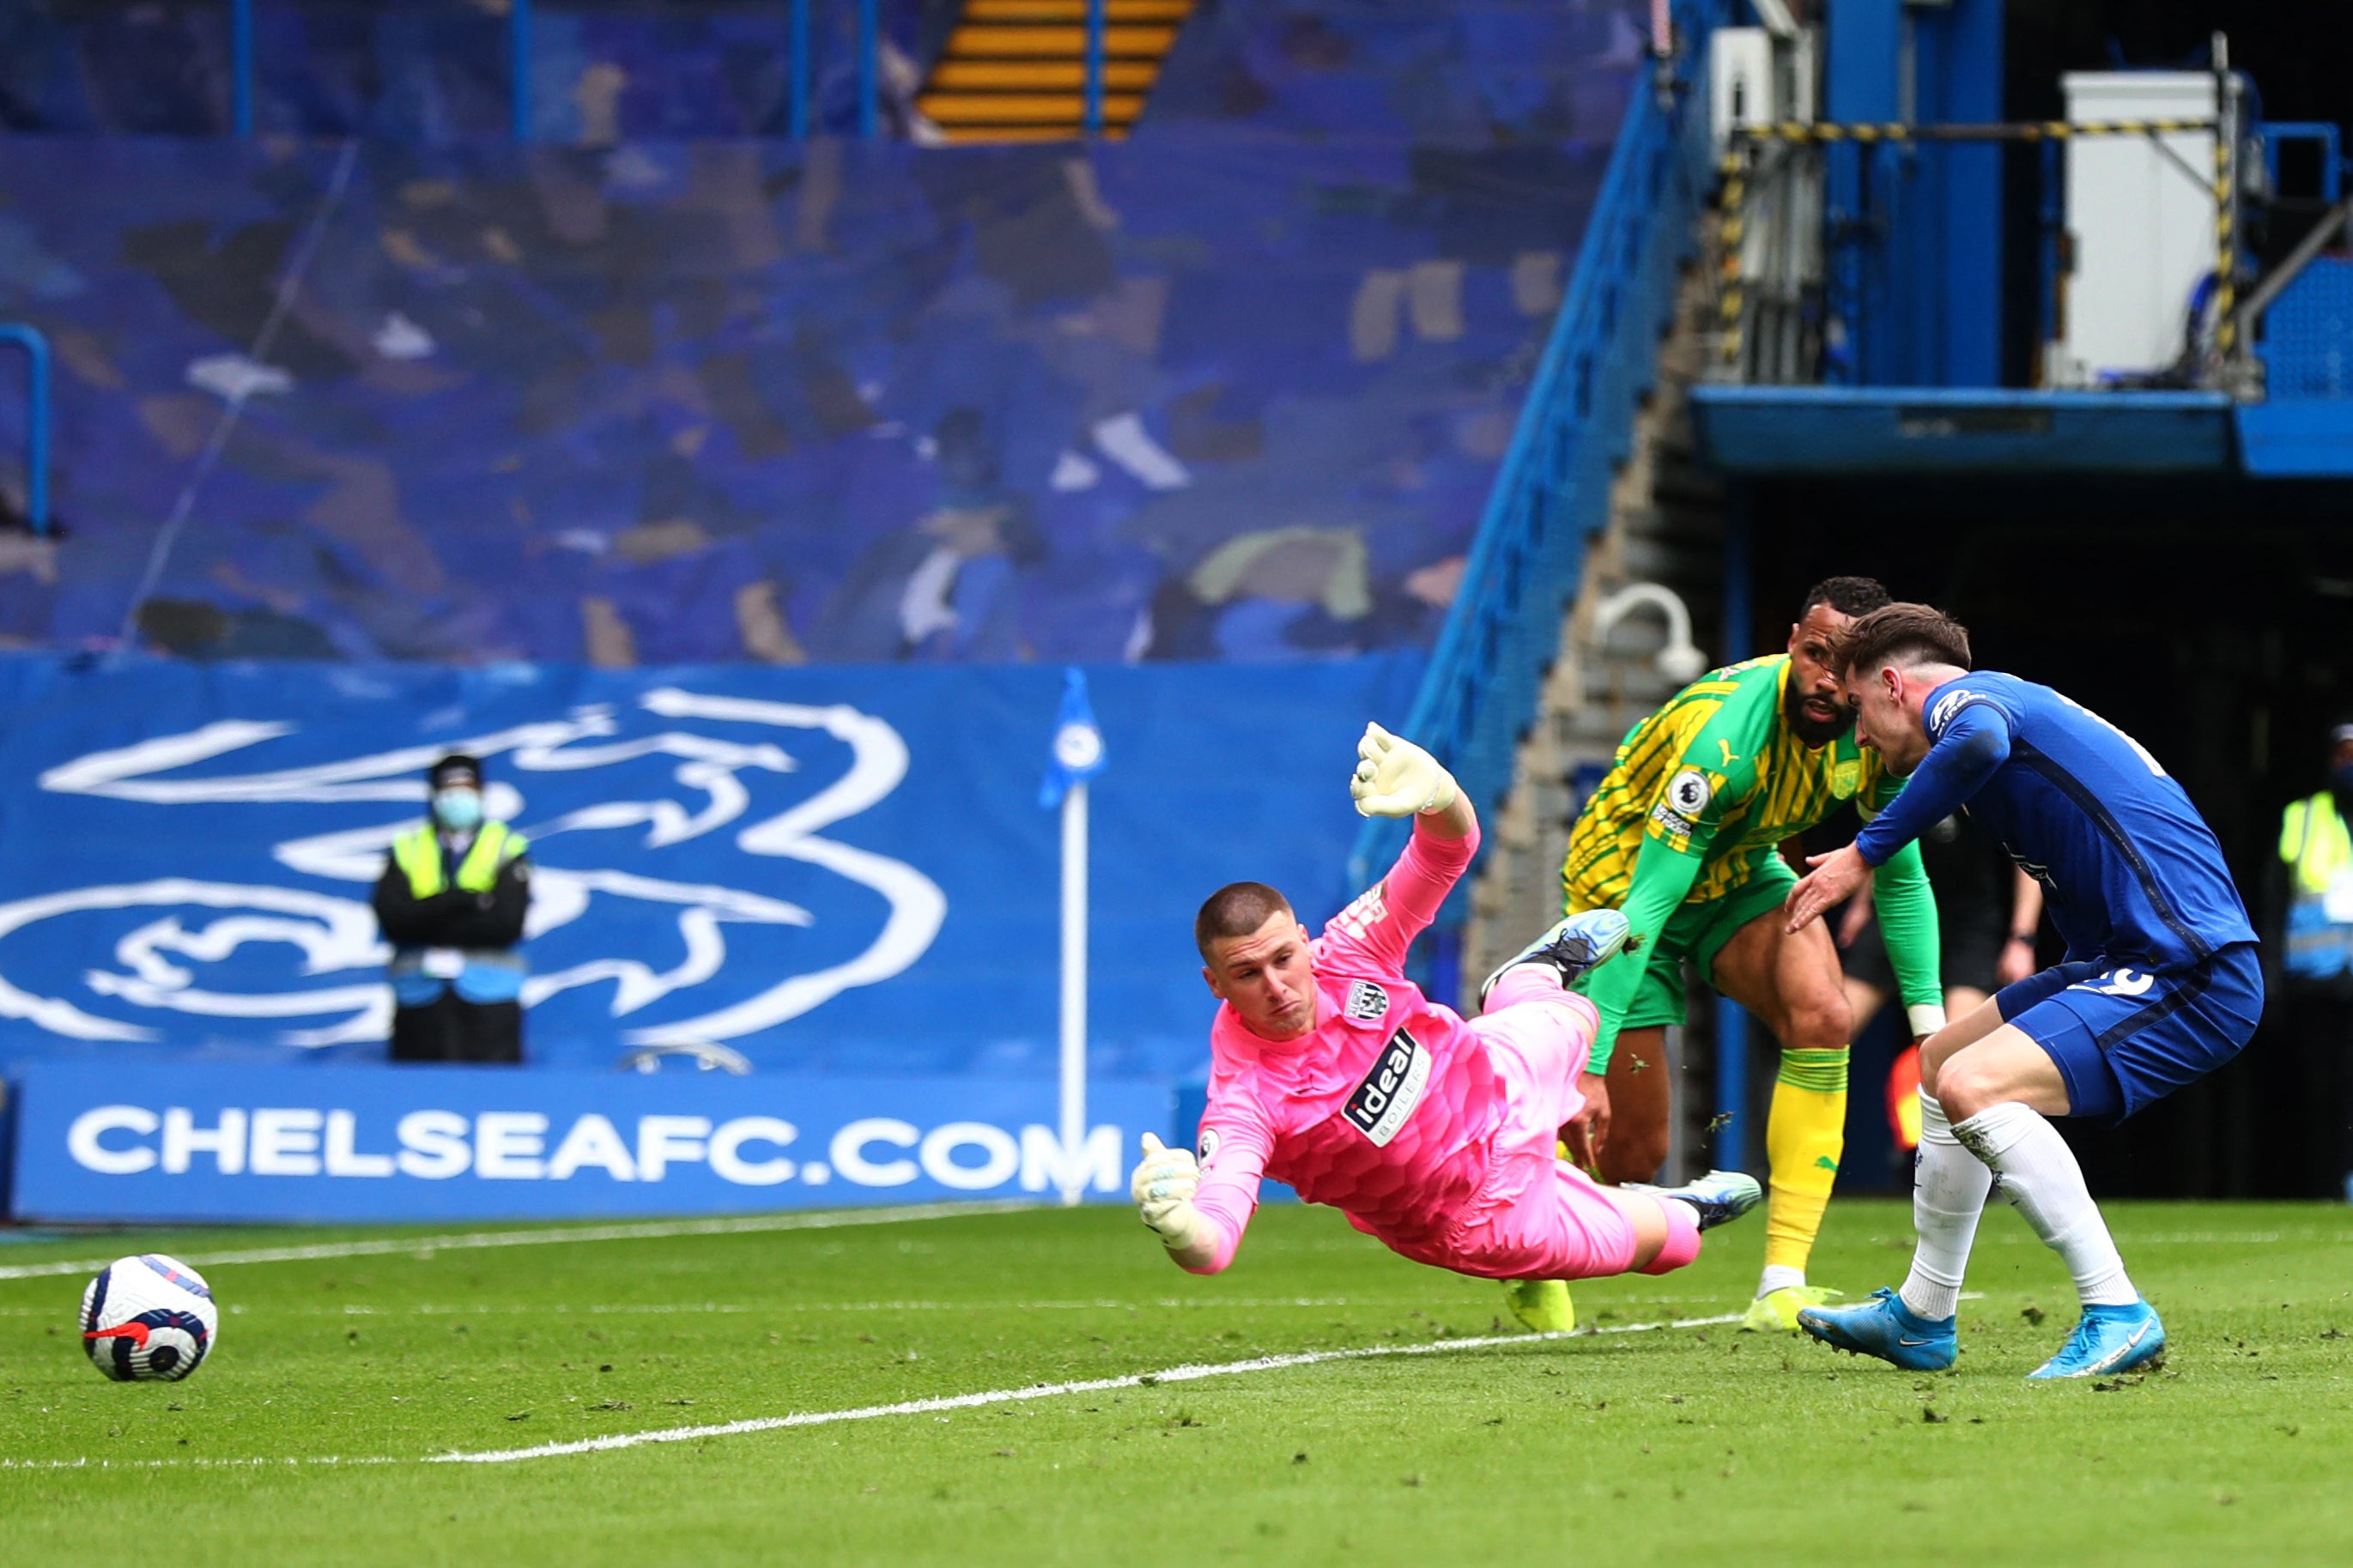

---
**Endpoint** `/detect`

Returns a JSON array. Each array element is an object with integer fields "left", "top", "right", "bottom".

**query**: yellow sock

[{"left": 1762, "top": 1047, "right": 1848, "bottom": 1278}]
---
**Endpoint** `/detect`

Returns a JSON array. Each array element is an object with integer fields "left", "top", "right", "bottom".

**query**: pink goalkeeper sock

[{"left": 1636, "top": 1194, "right": 1702, "bottom": 1275}]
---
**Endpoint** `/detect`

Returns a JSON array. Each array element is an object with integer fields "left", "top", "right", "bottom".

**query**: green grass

[{"left": 3, "top": 1198, "right": 2350, "bottom": 1566}]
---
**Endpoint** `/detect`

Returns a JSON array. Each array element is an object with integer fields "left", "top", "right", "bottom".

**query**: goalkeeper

[
  {"left": 1131, "top": 723, "right": 1760, "bottom": 1320},
  {"left": 1558, "top": 577, "right": 1945, "bottom": 1331}
]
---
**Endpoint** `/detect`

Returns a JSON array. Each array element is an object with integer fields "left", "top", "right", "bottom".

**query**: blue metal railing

[
  {"left": 1084, "top": 0, "right": 1108, "bottom": 137},
  {"left": 1348, "top": 0, "right": 1722, "bottom": 895},
  {"left": 0, "top": 324, "right": 53, "bottom": 536}
]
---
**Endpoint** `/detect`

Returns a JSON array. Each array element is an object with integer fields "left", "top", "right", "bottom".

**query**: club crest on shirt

[
  {"left": 1343, "top": 1026, "right": 1430, "bottom": 1147},
  {"left": 1830, "top": 759, "right": 1861, "bottom": 798},
  {"left": 1343, "top": 981, "right": 1390, "bottom": 1022}
]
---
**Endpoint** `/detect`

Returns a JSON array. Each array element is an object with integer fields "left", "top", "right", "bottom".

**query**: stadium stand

[{"left": 0, "top": 1, "right": 1655, "bottom": 669}]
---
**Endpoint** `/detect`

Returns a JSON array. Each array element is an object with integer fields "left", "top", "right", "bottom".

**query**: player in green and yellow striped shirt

[{"left": 1560, "top": 578, "right": 1946, "bottom": 1331}]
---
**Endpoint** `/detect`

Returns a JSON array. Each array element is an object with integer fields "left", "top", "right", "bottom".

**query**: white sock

[
  {"left": 1950, "top": 1101, "right": 2138, "bottom": 1309},
  {"left": 1756, "top": 1264, "right": 1805, "bottom": 1299},
  {"left": 1898, "top": 1093, "right": 1990, "bottom": 1321}
]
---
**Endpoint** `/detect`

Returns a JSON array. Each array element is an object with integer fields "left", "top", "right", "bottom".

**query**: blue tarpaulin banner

[
  {"left": 0, "top": 654, "right": 1422, "bottom": 1082},
  {"left": 8, "top": 1059, "right": 1171, "bottom": 1223}
]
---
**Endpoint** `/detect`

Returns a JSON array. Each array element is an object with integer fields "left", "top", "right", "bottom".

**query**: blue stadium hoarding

[
  {"left": 0, "top": 654, "right": 1420, "bottom": 1085},
  {"left": 8, "top": 1060, "right": 1171, "bottom": 1224}
]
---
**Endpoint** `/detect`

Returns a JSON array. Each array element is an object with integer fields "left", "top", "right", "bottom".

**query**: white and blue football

[{"left": 80, "top": 1254, "right": 218, "bottom": 1383}]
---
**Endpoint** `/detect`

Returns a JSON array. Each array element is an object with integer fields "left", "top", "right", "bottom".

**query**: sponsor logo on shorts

[
  {"left": 1343, "top": 981, "right": 1390, "bottom": 1022},
  {"left": 1343, "top": 1027, "right": 1429, "bottom": 1148},
  {"left": 2071, "top": 967, "right": 2156, "bottom": 998}
]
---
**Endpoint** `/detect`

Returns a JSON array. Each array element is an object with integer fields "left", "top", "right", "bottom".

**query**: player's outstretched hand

[
  {"left": 1349, "top": 723, "right": 1460, "bottom": 818},
  {"left": 1785, "top": 844, "right": 1871, "bottom": 932},
  {"left": 1131, "top": 1134, "right": 1210, "bottom": 1256}
]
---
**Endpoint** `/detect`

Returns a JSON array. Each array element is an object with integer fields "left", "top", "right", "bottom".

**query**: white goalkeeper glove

[
  {"left": 1349, "top": 723, "right": 1459, "bottom": 818},
  {"left": 1131, "top": 1133, "right": 1210, "bottom": 1255}
]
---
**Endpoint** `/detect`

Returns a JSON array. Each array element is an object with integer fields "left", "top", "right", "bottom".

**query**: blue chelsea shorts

[{"left": 1993, "top": 941, "right": 2263, "bottom": 1123}]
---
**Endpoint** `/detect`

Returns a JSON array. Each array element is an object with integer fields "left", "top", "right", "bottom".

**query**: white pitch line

[
  {"left": 434, "top": 1312, "right": 1747, "bottom": 1465},
  {"left": 0, "top": 1200, "right": 1037, "bottom": 1283},
  {"left": 2, "top": 1311, "right": 1744, "bottom": 1474}
]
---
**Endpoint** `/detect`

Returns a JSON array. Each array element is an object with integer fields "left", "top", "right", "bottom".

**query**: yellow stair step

[
  {"left": 962, "top": 0, "right": 1192, "bottom": 20},
  {"left": 931, "top": 58, "right": 1158, "bottom": 89},
  {"left": 918, "top": 92, "right": 1145, "bottom": 123},
  {"left": 942, "top": 24, "right": 1178, "bottom": 56},
  {"left": 936, "top": 124, "right": 1131, "bottom": 143}
]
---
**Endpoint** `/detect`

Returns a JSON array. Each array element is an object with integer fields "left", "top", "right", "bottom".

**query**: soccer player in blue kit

[{"left": 1781, "top": 604, "right": 2262, "bottom": 1378}]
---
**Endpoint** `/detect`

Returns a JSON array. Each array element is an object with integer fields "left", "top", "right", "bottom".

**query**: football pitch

[{"left": 3, "top": 1198, "right": 2348, "bottom": 1567}]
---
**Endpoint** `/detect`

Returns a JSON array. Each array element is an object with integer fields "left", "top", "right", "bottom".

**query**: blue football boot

[
  {"left": 1479, "top": 909, "right": 1631, "bottom": 1005},
  {"left": 1622, "top": 1169, "right": 1763, "bottom": 1232},
  {"left": 1796, "top": 1286, "right": 1959, "bottom": 1371},
  {"left": 2026, "top": 1299, "right": 2165, "bottom": 1380}
]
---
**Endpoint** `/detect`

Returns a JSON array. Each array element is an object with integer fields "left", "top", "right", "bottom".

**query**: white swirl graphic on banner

[{"left": 0, "top": 688, "right": 944, "bottom": 1048}]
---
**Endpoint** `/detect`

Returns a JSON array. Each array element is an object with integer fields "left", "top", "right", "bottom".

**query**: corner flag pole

[
  {"left": 1058, "top": 778, "right": 1089, "bottom": 1208},
  {"left": 1041, "top": 669, "right": 1106, "bottom": 1208}
]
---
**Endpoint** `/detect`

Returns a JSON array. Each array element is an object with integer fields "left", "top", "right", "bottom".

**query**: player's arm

[
  {"left": 1864, "top": 835, "right": 1945, "bottom": 1037},
  {"left": 1787, "top": 702, "right": 2013, "bottom": 929},
  {"left": 1330, "top": 724, "right": 1479, "bottom": 971},
  {"left": 1131, "top": 1119, "right": 1267, "bottom": 1274},
  {"left": 1581, "top": 699, "right": 1755, "bottom": 1072},
  {"left": 1563, "top": 774, "right": 1727, "bottom": 1170},
  {"left": 1580, "top": 816, "right": 1717, "bottom": 1073},
  {"left": 1998, "top": 867, "right": 2044, "bottom": 984}
]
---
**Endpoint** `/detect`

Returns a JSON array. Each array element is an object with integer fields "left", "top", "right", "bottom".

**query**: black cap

[{"left": 428, "top": 753, "right": 482, "bottom": 790}]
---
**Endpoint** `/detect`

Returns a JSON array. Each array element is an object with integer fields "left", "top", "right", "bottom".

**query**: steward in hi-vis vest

[
  {"left": 2271, "top": 723, "right": 2353, "bottom": 1201},
  {"left": 370, "top": 752, "right": 533, "bottom": 1063},
  {"left": 2281, "top": 787, "right": 2353, "bottom": 984}
]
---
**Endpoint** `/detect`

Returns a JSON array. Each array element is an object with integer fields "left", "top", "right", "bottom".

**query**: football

[{"left": 79, "top": 1255, "right": 219, "bottom": 1383}]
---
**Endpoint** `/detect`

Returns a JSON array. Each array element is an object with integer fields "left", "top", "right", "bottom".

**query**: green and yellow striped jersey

[{"left": 1562, "top": 654, "right": 1900, "bottom": 911}]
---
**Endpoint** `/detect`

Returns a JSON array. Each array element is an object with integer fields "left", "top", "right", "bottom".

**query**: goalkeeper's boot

[
  {"left": 1480, "top": 909, "right": 1631, "bottom": 1006},
  {"left": 1502, "top": 1279, "right": 1576, "bottom": 1335},
  {"left": 1741, "top": 1284, "right": 1845, "bottom": 1334},
  {"left": 2025, "top": 1299, "right": 2164, "bottom": 1381},
  {"left": 1622, "top": 1169, "right": 1762, "bottom": 1232},
  {"left": 1796, "top": 1286, "right": 1957, "bottom": 1371}
]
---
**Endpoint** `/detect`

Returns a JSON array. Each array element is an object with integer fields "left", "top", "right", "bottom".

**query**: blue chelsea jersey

[{"left": 1859, "top": 672, "right": 2256, "bottom": 971}]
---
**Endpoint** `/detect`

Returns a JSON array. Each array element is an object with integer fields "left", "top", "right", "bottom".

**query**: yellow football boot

[
  {"left": 1503, "top": 1279, "right": 1576, "bottom": 1334},
  {"left": 1740, "top": 1283, "right": 1844, "bottom": 1332}
]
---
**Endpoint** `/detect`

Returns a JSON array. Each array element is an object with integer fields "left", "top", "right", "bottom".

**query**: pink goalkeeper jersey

[{"left": 1188, "top": 814, "right": 1551, "bottom": 1274}]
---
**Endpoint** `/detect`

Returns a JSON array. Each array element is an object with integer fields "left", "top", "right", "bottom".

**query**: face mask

[
  {"left": 433, "top": 788, "right": 483, "bottom": 831},
  {"left": 2332, "top": 764, "right": 2353, "bottom": 798}
]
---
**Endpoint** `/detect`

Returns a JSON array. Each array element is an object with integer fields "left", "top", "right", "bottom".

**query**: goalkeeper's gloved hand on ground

[
  {"left": 1131, "top": 1133, "right": 1210, "bottom": 1254},
  {"left": 1349, "top": 723, "right": 1459, "bottom": 818}
]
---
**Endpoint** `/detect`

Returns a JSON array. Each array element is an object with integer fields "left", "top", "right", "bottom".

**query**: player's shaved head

[
  {"left": 1829, "top": 602, "right": 1973, "bottom": 679},
  {"left": 1196, "top": 882, "right": 1296, "bottom": 963},
  {"left": 1798, "top": 575, "right": 1892, "bottom": 621}
]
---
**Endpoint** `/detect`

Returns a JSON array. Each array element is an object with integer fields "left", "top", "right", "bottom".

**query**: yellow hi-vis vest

[
  {"left": 392, "top": 820, "right": 525, "bottom": 899},
  {"left": 2280, "top": 792, "right": 2353, "bottom": 979}
]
